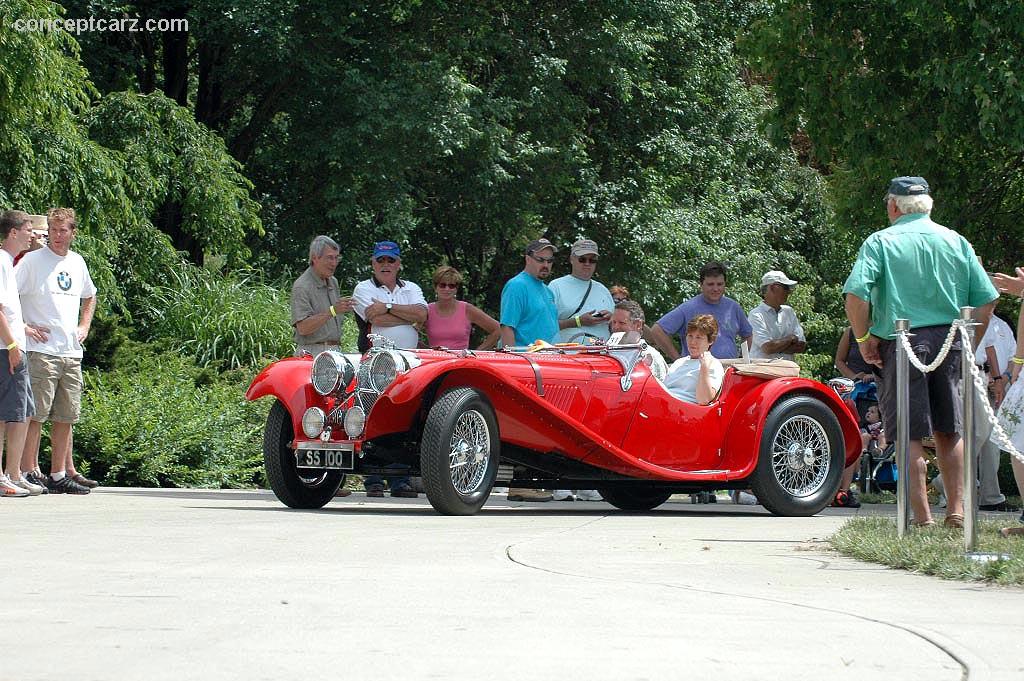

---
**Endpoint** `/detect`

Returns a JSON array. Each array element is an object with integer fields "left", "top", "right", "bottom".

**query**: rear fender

[{"left": 721, "top": 378, "right": 861, "bottom": 480}]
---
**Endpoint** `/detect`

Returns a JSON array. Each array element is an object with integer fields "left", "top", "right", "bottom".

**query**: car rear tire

[
  {"left": 420, "top": 388, "right": 499, "bottom": 515},
  {"left": 264, "top": 400, "right": 343, "bottom": 509},
  {"left": 599, "top": 488, "right": 672, "bottom": 511},
  {"left": 750, "top": 395, "right": 844, "bottom": 516}
]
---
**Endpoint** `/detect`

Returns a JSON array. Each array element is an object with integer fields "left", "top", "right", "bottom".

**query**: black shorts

[
  {"left": 877, "top": 325, "right": 962, "bottom": 441},
  {"left": 0, "top": 350, "right": 36, "bottom": 423}
]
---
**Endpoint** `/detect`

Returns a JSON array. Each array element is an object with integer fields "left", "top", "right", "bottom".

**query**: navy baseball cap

[
  {"left": 888, "top": 176, "right": 930, "bottom": 196},
  {"left": 372, "top": 241, "right": 401, "bottom": 259}
]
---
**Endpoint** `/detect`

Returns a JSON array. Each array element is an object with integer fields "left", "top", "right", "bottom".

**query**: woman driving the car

[{"left": 662, "top": 314, "right": 725, "bottom": 405}]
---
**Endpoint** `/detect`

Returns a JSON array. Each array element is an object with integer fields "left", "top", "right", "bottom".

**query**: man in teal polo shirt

[
  {"left": 843, "top": 176, "right": 997, "bottom": 528},
  {"left": 499, "top": 238, "right": 560, "bottom": 347}
]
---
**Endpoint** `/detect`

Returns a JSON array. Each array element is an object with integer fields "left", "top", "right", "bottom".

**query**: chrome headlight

[
  {"left": 301, "top": 407, "right": 326, "bottom": 438},
  {"left": 312, "top": 351, "right": 356, "bottom": 395},
  {"left": 367, "top": 350, "right": 407, "bottom": 392},
  {"left": 344, "top": 405, "right": 365, "bottom": 438}
]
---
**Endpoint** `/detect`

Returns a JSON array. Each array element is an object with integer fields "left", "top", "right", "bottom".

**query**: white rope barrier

[{"left": 895, "top": 321, "right": 1024, "bottom": 466}]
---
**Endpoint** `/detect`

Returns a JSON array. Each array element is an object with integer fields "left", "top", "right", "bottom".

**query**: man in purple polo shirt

[{"left": 649, "top": 261, "right": 752, "bottom": 361}]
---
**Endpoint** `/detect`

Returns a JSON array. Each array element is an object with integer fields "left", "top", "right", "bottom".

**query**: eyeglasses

[
  {"left": 530, "top": 254, "right": 554, "bottom": 264},
  {"left": 375, "top": 256, "right": 397, "bottom": 264},
  {"left": 577, "top": 256, "right": 598, "bottom": 264},
  {"left": 436, "top": 282, "right": 458, "bottom": 289},
  {"left": 612, "top": 297, "right": 626, "bottom": 303}
]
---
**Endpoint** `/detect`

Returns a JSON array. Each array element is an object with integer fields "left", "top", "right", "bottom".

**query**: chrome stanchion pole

[
  {"left": 895, "top": 318, "right": 911, "bottom": 537},
  {"left": 960, "top": 307, "right": 977, "bottom": 552}
]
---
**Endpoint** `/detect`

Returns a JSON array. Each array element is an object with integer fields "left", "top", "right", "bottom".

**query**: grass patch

[{"left": 830, "top": 516, "right": 1024, "bottom": 585}]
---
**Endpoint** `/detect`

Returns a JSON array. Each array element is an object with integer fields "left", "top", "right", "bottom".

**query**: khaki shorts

[{"left": 28, "top": 352, "right": 83, "bottom": 423}]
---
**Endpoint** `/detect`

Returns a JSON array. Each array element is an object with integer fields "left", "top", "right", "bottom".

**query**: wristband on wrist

[
  {"left": 1012, "top": 356, "right": 1024, "bottom": 365},
  {"left": 855, "top": 332, "right": 871, "bottom": 343},
  {"left": 329, "top": 305, "right": 337, "bottom": 318},
  {"left": 6, "top": 342, "right": 16, "bottom": 351},
  {"left": 574, "top": 315, "right": 581, "bottom": 328}
]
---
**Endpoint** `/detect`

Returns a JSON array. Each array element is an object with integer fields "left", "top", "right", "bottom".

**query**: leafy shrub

[
  {"left": 139, "top": 265, "right": 294, "bottom": 369},
  {"left": 75, "top": 342, "right": 268, "bottom": 487}
]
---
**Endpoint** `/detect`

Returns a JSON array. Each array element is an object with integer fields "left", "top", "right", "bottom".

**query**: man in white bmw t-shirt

[{"left": 16, "top": 207, "right": 97, "bottom": 495}]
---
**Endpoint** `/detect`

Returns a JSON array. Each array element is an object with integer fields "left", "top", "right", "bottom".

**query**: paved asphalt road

[{"left": 2, "top": 489, "right": 1022, "bottom": 681}]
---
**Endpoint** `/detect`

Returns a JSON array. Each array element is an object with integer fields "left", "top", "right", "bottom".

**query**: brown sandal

[
  {"left": 943, "top": 513, "right": 964, "bottom": 529},
  {"left": 1000, "top": 527, "right": 1024, "bottom": 538},
  {"left": 911, "top": 518, "right": 936, "bottom": 528}
]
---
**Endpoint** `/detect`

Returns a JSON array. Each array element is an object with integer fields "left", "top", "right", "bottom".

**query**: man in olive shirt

[
  {"left": 291, "top": 235, "right": 353, "bottom": 355},
  {"left": 843, "top": 176, "right": 997, "bottom": 528}
]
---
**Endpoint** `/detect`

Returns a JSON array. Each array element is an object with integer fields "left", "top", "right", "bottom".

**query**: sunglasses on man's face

[
  {"left": 530, "top": 254, "right": 554, "bottom": 264},
  {"left": 577, "top": 256, "right": 598, "bottom": 264},
  {"left": 375, "top": 256, "right": 397, "bottom": 264}
]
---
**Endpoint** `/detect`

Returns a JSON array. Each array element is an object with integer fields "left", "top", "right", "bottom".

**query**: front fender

[
  {"left": 721, "top": 378, "right": 861, "bottom": 480},
  {"left": 246, "top": 357, "right": 316, "bottom": 434}
]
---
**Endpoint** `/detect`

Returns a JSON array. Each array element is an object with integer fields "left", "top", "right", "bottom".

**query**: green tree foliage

[
  {"left": 0, "top": 0, "right": 262, "bottom": 315},
  {"left": 746, "top": 1, "right": 1024, "bottom": 271},
  {"left": 61, "top": 2, "right": 836, "bottom": 320}
]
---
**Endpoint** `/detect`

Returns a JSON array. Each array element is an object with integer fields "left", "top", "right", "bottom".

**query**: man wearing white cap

[
  {"left": 549, "top": 238, "right": 614, "bottom": 344},
  {"left": 748, "top": 270, "right": 806, "bottom": 361}
]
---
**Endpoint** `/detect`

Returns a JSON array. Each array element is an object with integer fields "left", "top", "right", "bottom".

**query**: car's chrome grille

[{"left": 356, "top": 388, "right": 379, "bottom": 413}]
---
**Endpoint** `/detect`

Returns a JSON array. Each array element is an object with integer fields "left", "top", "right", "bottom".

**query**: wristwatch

[{"left": 385, "top": 302, "right": 393, "bottom": 312}]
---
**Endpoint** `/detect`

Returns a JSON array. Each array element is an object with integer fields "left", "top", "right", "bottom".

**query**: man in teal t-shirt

[
  {"left": 499, "top": 238, "right": 559, "bottom": 347},
  {"left": 843, "top": 176, "right": 997, "bottom": 529}
]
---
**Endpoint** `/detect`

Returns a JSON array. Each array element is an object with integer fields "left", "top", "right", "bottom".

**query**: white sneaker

[
  {"left": 0, "top": 475, "right": 29, "bottom": 498},
  {"left": 552, "top": 489, "right": 575, "bottom": 501},
  {"left": 732, "top": 490, "right": 758, "bottom": 505},
  {"left": 574, "top": 489, "right": 603, "bottom": 501},
  {"left": 9, "top": 477, "right": 44, "bottom": 496}
]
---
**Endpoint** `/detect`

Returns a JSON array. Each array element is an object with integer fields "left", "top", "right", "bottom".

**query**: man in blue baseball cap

[
  {"left": 352, "top": 240, "right": 428, "bottom": 498},
  {"left": 843, "top": 176, "right": 997, "bottom": 529}
]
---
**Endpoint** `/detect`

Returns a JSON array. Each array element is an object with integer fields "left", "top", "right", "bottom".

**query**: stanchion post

[
  {"left": 895, "top": 318, "right": 911, "bottom": 537},
  {"left": 961, "top": 307, "right": 977, "bottom": 551}
]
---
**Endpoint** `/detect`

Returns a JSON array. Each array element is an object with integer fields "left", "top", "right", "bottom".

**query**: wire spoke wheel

[
  {"left": 770, "top": 415, "right": 830, "bottom": 496},
  {"left": 448, "top": 409, "right": 491, "bottom": 494},
  {"left": 752, "top": 395, "right": 844, "bottom": 517},
  {"left": 421, "top": 388, "right": 499, "bottom": 515}
]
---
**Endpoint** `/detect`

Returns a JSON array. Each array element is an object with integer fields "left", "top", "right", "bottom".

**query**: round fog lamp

[
  {"left": 344, "top": 405, "right": 366, "bottom": 438},
  {"left": 302, "top": 407, "right": 326, "bottom": 438}
]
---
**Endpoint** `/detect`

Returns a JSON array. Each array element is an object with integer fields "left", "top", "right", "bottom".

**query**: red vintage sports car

[{"left": 246, "top": 338, "right": 860, "bottom": 515}]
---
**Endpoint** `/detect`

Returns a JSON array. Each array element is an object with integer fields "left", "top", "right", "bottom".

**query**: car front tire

[
  {"left": 264, "top": 400, "right": 343, "bottom": 509},
  {"left": 420, "top": 388, "right": 499, "bottom": 515},
  {"left": 750, "top": 395, "right": 844, "bottom": 516}
]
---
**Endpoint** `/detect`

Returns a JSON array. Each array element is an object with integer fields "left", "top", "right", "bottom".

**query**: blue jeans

[{"left": 364, "top": 464, "right": 411, "bottom": 491}]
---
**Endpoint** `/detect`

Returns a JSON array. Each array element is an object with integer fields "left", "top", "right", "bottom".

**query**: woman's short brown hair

[
  {"left": 432, "top": 265, "right": 463, "bottom": 287},
  {"left": 686, "top": 314, "right": 718, "bottom": 345}
]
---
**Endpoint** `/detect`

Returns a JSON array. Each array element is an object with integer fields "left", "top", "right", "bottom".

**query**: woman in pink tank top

[{"left": 425, "top": 266, "right": 500, "bottom": 350}]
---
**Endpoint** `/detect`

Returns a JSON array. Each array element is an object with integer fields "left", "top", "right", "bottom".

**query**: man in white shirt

[
  {"left": 352, "top": 241, "right": 427, "bottom": 351},
  {"left": 16, "top": 208, "right": 97, "bottom": 495},
  {"left": 748, "top": 270, "right": 807, "bottom": 361},
  {"left": 0, "top": 211, "right": 43, "bottom": 497},
  {"left": 610, "top": 300, "right": 668, "bottom": 380},
  {"left": 351, "top": 241, "right": 426, "bottom": 498},
  {"left": 549, "top": 238, "right": 614, "bottom": 343}
]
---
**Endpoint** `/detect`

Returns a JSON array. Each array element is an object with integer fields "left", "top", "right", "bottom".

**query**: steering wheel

[{"left": 566, "top": 332, "right": 601, "bottom": 345}]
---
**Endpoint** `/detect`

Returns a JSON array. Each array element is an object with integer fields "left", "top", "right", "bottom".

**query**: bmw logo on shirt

[{"left": 57, "top": 271, "right": 72, "bottom": 291}]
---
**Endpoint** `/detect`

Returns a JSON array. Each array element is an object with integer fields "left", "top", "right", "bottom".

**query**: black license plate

[{"left": 296, "top": 449, "right": 354, "bottom": 470}]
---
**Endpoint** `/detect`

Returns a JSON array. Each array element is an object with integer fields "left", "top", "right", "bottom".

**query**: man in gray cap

[
  {"left": 843, "top": 176, "right": 997, "bottom": 529},
  {"left": 748, "top": 270, "right": 806, "bottom": 361},
  {"left": 550, "top": 238, "right": 615, "bottom": 344}
]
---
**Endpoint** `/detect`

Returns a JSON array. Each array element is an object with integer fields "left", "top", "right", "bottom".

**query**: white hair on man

[
  {"left": 886, "top": 193, "right": 934, "bottom": 215},
  {"left": 308, "top": 234, "right": 340, "bottom": 263}
]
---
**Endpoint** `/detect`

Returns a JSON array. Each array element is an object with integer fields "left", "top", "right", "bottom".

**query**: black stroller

[{"left": 828, "top": 378, "right": 897, "bottom": 494}]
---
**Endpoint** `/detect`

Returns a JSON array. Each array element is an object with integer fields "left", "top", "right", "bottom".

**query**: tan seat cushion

[{"left": 720, "top": 358, "right": 801, "bottom": 379}]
